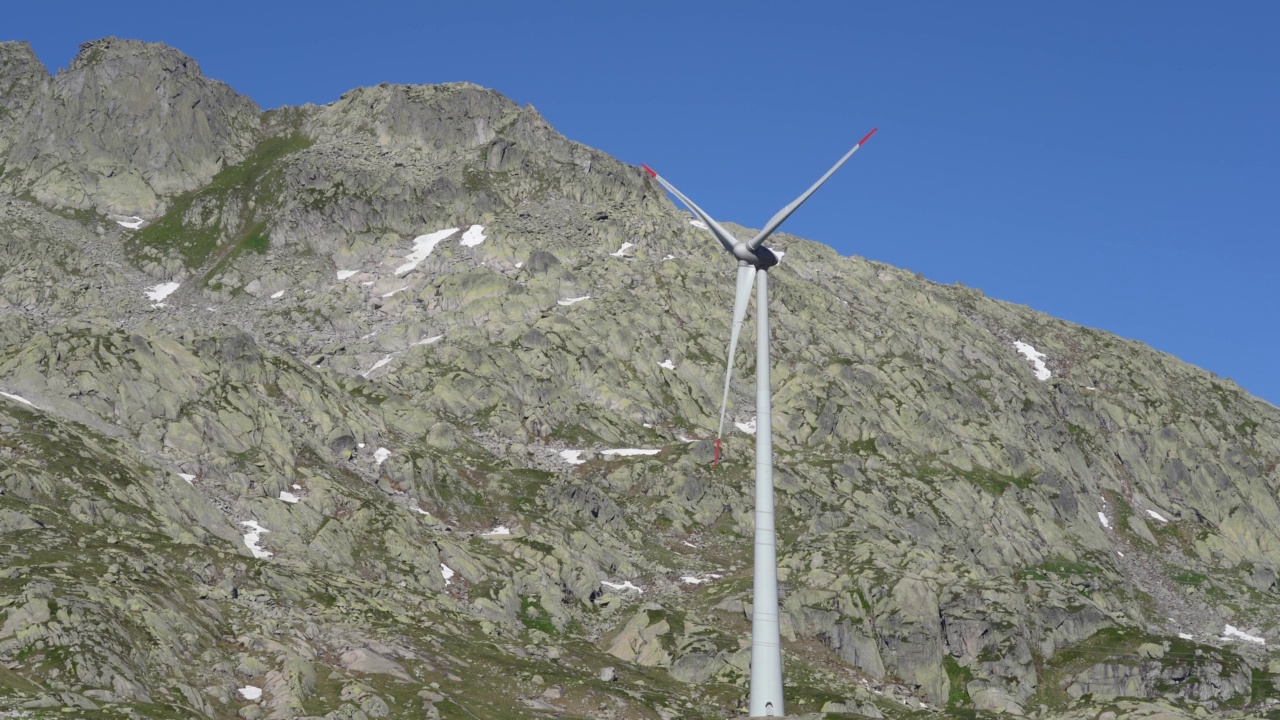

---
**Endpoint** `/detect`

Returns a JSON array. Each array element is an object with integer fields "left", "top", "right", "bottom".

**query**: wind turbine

[{"left": 642, "top": 128, "right": 876, "bottom": 718}]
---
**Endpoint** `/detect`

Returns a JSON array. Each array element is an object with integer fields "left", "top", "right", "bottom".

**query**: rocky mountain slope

[{"left": 2, "top": 38, "right": 1280, "bottom": 720}]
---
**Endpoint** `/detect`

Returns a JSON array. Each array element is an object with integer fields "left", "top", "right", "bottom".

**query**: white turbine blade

[
  {"left": 715, "top": 264, "right": 756, "bottom": 464},
  {"left": 642, "top": 163, "right": 740, "bottom": 254},
  {"left": 747, "top": 128, "right": 877, "bottom": 250}
]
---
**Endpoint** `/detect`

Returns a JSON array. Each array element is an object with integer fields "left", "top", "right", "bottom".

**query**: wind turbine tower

[{"left": 643, "top": 128, "right": 876, "bottom": 718}]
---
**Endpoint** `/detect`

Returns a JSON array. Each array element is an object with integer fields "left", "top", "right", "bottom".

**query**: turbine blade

[
  {"left": 715, "top": 264, "right": 757, "bottom": 465},
  {"left": 642, "top": 163, "right": 740, "bottom": 254},
  {"left": 746, "top": 128, "right": 877, "bottom": 250}
]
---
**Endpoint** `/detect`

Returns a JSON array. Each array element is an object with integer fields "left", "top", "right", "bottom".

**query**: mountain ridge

[{"left": 2, "top": 38, "right": 1279, "bottom": 720}]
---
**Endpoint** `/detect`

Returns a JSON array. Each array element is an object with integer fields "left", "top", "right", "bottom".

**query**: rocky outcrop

[
  {"left": 1065, "top": 656, "right": 1252, "bottom": 707},
  {"left": 0, "top": 41, "right": 49, "bottom": 158},
  {"left": 0, "top": 38, "right": 260, "bottom": 215}
]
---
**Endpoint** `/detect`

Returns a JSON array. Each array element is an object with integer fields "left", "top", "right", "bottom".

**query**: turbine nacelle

[{"left": 733, "top": 242, "right": 778, "bottom": 269}]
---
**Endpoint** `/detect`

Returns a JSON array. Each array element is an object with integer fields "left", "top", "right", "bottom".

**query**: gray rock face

[
  {"left": 1065, "top": 656, "right": 1252, "bottom": 706},
  {"left": 0, "top": 37, "right": 260, "bottom": 215},
  {"left": 0, "top": 41, "right": 49, "bottom": 158},
  {"left": 308, "top": 82, "right": 516, "bottom": 157}
]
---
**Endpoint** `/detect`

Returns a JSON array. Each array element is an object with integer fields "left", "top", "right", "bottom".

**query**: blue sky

[{"left": 9, "top": 1, "right": 1280, "bottom": 403}]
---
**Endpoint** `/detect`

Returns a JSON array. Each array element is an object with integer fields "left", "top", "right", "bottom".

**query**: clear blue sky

[{"left": 9, "top": 1, "right": 1280, "bottom": 404}]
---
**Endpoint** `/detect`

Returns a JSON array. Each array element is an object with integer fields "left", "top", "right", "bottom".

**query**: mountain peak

[
  {"left": 68, "top": 36, "right": 195, "bottom": 73},
  {"left": 0, "top": 39, "right": 45, "bottom": 73},
  {"left": 0, "top": 37, "right": 261, "bottom": 216}
]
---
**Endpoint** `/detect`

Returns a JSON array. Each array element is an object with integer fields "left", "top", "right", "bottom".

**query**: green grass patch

[
  {"left": 1172, "top": 569, "right": 1208, "bottom": 585},
  {"left": 201, "top": 220, "right": 270, "bottom": 285},
  {"left": 1048, "top": 626, "right": 1137, "bottom": 668},
  {"left": 513, "top": 536, "right": 555, "bottom": 555},
  {"left": 1019, "top": 558, "right": 1107, "bottom": 582},
  {"left": 782, "top": 659, "right": 854, "bottom": 714},
  {"left": 128, "top": 133, "right": 311, "bottom": 268},
  {"left": 1065, "top": 422, "right": 1094, "bottom": 450},
  {"left": 944, "top": 655, "right": 974, "bottom": 708},
  {"left": 1253, "top": 667, "right": 1279, "bottom": 706},
  {"left": 952, "top": 463, "right": 1036, "bottom": 496},
  {"left": 241, "top": 224, "right": 270, "bottom": 253},
  {"left": 519, "top": 596, "right": 558, "bottom": 635},
  {"left": 846, "top": 436, "right": 880, "bottom": 456}
]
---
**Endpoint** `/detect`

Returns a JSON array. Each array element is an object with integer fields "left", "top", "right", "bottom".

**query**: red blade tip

[
  {"left": 713, "top": 437, "right": 721, "bottom": 466},
  {"left": 857, "top": 128, "right": 878, "bottom": 146},
  {"left": 641, "top": 163, "right": 657, "bottom": 178}
]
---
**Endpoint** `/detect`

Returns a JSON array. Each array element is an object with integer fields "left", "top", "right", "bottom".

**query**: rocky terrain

[{"left": 2, "top": 37, "right": 1280, "bottom": 720}]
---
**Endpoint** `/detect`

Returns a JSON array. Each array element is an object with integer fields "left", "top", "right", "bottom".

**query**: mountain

[{"left": 2, "top": 38, "right": 1279, "bottom": 720}]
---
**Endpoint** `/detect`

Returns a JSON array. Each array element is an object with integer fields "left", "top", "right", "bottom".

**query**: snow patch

[
  {"left": 373, "top": 447, "right": 391, "bottom": 465},
  {"left": 441, "top": 563, "right": 455, "bottom": 586},
  {"left": 558, "top": 295, "right": 591, "bottom": 306},
  {"left": 413, "top": 335, "right": 443, "bottom": 346},
  {"left": 116, "top": 216, "right": 144, "bottom": 229},
  {"left": 601, "top": 580, "right": 642, "bottom": 594},
  {"left": 482, "top": 525, "right": 511, "bottom": 536},
  {"left": 1223, "top": 625, "right": 1265, "bottom": 645},
  {"left": 601, "top": 448, "right": 661, "bottom": 457},
  {"left": 1146, "top": 509, "right": 1169, "bottom": 523},
  {"left": 238, "top": 686, "right": 262, "bottom": 700},
  {"left": 610, "top": 242, "right": 634, "bottom": 257},
  {"left": 658, "top": 359, "right": 676, "bottom": 370},
  {"left": 176, "top": 473, "right": 196, "bottom": 485},
  {"left": 336, "top": 269, "right": 359, "bottom": 280},
  {"left": 270, "top": 290, "right": 285, "bottom": 299},
  {"left": 663, "top": 254, "right": 676, "bottom": 261},
  {"left": 381, "top": 286, "right": 409, "bottom": 298},
  {"left": 515, "top": 261, "right": 524, "bottom": 269},
  {"left": 413, "top": 506, "right": 431, "bottom": 516},
  {"left": 1013, "top": 341, "right": 1052, "bottom": 381},
  {"left": 690, "top": 220, "right": 708, "bottom": 230},
  {"left": 362, "top": 355, "right": 394, "bottom": 378},
  {"left": 680, "top": 574, "right": 722, "bottom": 585},
  {"left": 1179, "top": 633, "right": 1194, "bottom": 640},
  {"left": 1097, "top": 512, "right": 1111, "bottom": 529},
  {"left": 144, "top": 282, "right": 180, "bottom": 305},
  {"left": 460, "top": 224, "right": 487, "bottom": 247},
  {"left": 735, "top": 419, "right": 757, "bottom": 435},
  {"left": 395, "top": 228, "right": 459, "bottom": 275},
  {"left": 559, "top": 450, "right": 586, "bottom": 466},
  {"left": 240, "top": 521, "right": 273, "bottom": 559},
  {"left": 0, "top": 391, "right": 37, "bottom": 408},
  {"left": 278, "top": 491, "right": 300, "bottom": 504}
]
